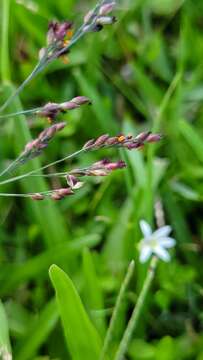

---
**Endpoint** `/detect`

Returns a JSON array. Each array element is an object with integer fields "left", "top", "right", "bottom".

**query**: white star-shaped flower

[{"left": 139, "top": 220, "right": 176, "bottom": 263}]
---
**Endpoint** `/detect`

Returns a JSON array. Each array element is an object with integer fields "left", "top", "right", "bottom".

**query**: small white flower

[{"left": 139, "top": 220, "right": 176, "bottom": 263}]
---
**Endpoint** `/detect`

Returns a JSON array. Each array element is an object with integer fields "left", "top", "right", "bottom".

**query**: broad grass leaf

[{"left": 49, "top": 264, "right": 103, "bottom": 360}]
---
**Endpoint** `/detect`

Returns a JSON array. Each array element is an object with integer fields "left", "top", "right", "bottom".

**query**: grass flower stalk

[
  {"left": 0, "top": 132, "right": 161, "bottom": 188},
  {"left": 0, "top": 0, "right": 117, "bottom": 113},
  {"left": 100, "top": 260, "right": 135, "bottom": 360},
  {"left": 114, "top": 256, "right": 158, "bottom": 360}
]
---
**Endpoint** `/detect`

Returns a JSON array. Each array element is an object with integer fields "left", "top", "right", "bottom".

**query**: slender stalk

[
  {"left": 152, "top": 71, "right": 182, "bottom": 133},
  {"left": 0, "top": 154, "right": 23, "bottom": 178},
  {"left": 100, "top": 260, "right": 135, "bottom": 360},
  {"left": 0, "top": 62, "right": 42, "bottom": 113},
  {"left": 1, "top": 0, "right": 10, "bottom": 83},
  {"left": 0, "top": 0, "right": 110, "bottom": 113},
  {"left": 0, "top": 189, "right": 55, "bottom": 198},
  {"left": 114, "top": 256, "right": 158, "bottom": 360},
  {"left": 0, "top": 148, "right": 86, "bottom": 186},
  {"left": 0, "top": 107, "right": 41, "bottom": 120}
]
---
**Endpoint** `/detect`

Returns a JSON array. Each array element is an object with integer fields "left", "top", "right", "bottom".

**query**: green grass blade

[
  {"left": 0, "top": 300, "right": 12, "bottom": 359},
  {"left": 15, "top": 299, "right": 58, "bottom": 360},
  {"left": 82, "top": 248, "right": 105, "bottom": 336},
  {"left": 49, "top": 264, "right": 102, "bottom": 360},
  {"left": 178, "top": 119, "right": 203, "bottom": 163},
  {"left": 100, "top": 260, "right": 135, "bottom": 360}
]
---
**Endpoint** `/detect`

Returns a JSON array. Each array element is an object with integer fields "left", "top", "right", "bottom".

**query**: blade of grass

[
  {"left": 82, "top": 248, "right": 106, "bottom": 336},
  {"left": 114, "top": 256, "right": 158, "bottom": 360},
  {"left": 49, "top": 264, "right": 103, "bottom": 360},
  {"left": 0, "top": 0, "right": 10, "bottom": 83},
  {"left": 15, "top": 299, "right": 58, "bottom": 360},
  {"left": 100, "top": 260, "right": 135, "bottom": 360},
  {"left": 0, "top": 300, "right": 12, "bottom": 359},
  {"left": 178, "top": 119, "right": 203, "bottom": 163}
]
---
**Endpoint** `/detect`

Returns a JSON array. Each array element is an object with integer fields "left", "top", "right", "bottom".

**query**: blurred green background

[{"left": 0, "top": 0, "right": 203, "bottom": 359}]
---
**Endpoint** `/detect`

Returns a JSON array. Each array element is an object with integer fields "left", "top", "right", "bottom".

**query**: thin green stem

[
  {"left": 0, "top": 148, "right": 86, "bottom": 186},
  {"left": 1, "top": 0, "right": 10, "bottom": 83},
  {"left": 0, "top": 0, "right": 109, "bottom": 113},
  {"left": 0, "top": 107, "right": 41, "bottom": 120},
  {"left": 152, "top": 71, "right": 182, "bottom": 133},
  {"left": 100, "top": 260, "right": 135, "bottom": 360},
  {"left": 146, "top": 71, "right": 182, "bottom": 222},
  {"left": 0, "top": 189, "right": 55, "bottom": 198},
  {"left": 0, "top": 154, "right": 23, "bottom": 178},
  {"left": 114, "top": 256, "right": 158, "bottom": 360},
  {"left": 0, "top": 62, "right": 42, "bottom": 113}
]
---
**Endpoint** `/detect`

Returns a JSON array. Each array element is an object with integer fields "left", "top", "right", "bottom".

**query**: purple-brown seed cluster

[
  {"left": 31, "top": 159, "right": 126, "bottom": 201},
  {"left": 21, "top": 122, "right": 66, "bottom": 162},
  {"left": 83, "top": 132, "right": 162, "bottom": 151},
  {"left": 38, "top": 96, "right": 91, "bottom": 122},
  {"left": 71, "top": 159, "right": 126, "bottom": 177}
]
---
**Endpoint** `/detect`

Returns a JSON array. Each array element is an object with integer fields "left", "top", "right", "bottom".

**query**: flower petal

[
  {"left": 153, "top": 226, "right": 172, "bottom": 239},
  {"left": 159, "top": 237, "right": 176, "bottom": 248},
  {"left": 140, "top": 220, "right": 152, "bottom": 238},
  {"left": 154, "top": 246, "right": 170, "bottom": 262},
  {"left": 139, "top": 246, "right": 152, "bottom": 263}
]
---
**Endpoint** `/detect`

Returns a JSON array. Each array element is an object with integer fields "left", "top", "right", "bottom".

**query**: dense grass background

[{"left": 0, "top": 0, "right": 203, "bottom": 359}]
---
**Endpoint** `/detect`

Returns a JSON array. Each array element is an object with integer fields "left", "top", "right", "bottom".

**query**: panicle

[
  {"left": 82, "top": 132, "right": 162, "bottom": 151},
  {"left": 70, "top": 159, "right": 126, "bottom": 177},
  {"left": 38, "top": 96, "right": 91, "bottom": 122},
  {"left": 47, "top": 21, "right": 73, "bottom": 44},
  {"left": 83, "top": 0, "right": 116, "bottom": 32},
  {"left": 51, "top": 188, "right": 73, "bottom": 200},
  {"left": 31, "top": 188, "right": 73, "bottom": 201},
  {"left": 22, "top": 122, "right": 66, "bottom": 162},
  {"left": 39, "top": 21, "right": 73, "bottom": 60}
]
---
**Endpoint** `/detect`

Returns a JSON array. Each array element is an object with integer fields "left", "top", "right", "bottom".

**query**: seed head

[
  {"left": 38, "top": 96, "right": 91, "bottom": 122},
  {"left": 82, "top": 132, "right": 162, "bottom": 152},
  {"left": 71, "top": 159, "right": 126, "bottom": 177},
  {"left": 22, "top": 122, "right": 66, "bottom": 162}
]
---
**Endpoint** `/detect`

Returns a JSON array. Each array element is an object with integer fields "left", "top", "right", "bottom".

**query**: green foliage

[{"left": 0, "top": 0, "right": 203, "bottom": 359}]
